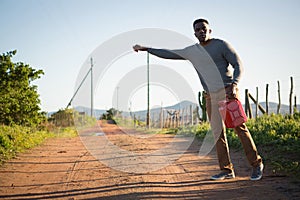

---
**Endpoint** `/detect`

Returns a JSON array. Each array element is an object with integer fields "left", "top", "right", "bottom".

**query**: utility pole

[
  {"left": 146, "top": 52, "right": 150, "bottom": 128},
  {"left": 116, "top": 86, "right": 119, "bottom": 110},
  {"left": 91, "top": 57, "right": 94, "bottom": 117}
]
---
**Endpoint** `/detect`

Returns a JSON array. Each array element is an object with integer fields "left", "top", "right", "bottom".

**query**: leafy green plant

[
  {"left": 0, "top": 50, "right": 45, "bottom": 126},
  {"left": 245, "top": 114, "right": 300, "bottom": 177},
  {"left": 48, "top": 108, "right": 97, "bottom": 129},
  {"left": 0, "top": 125, "right": 54, "bottom": 163},
  {"left": 0, "top": 124, "right": 79, "bottom": 164},
  {"left": 100, "top": 108, "right": 121, "bottom": 121}
]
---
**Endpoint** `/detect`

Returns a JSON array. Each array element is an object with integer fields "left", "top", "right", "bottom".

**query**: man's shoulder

[
  {"left": 211, "top": 38, "right": 234, "bottom": 50},
  {"left": 211, "top": 38, "right": 228, "bottom": 45}
]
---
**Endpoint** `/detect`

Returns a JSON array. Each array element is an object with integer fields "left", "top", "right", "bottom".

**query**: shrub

[{"left": 0, "top": 125, "right": 54, "bottom": 163}]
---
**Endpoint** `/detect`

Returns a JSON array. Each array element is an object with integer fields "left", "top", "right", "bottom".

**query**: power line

[{"left": 66, "top": 58, "right": 94, "bottom": 117}]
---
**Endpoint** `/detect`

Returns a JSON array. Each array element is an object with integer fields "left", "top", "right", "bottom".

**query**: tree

[
  {"left": 0, "top": 50, "right": 45, "bottom": 126},
  {"left": 100, "top": 108, "right": 121, "bottom": 121},
  {"left": 48, "top": 108, "right": 75, "bottom": 127}
]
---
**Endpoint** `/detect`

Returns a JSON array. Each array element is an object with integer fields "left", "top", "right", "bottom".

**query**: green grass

[
  {"left": 170, "top": 113, "right": 300, "bottom": 179},
  {"left": 245, "top": 113, "right": 300, "bottom": 178},
  {"left": 0, "top": 124, "right": 78, "bottom": 164},
  {"left": 52, "top": 127, "right": 78, "bottom": 138}
]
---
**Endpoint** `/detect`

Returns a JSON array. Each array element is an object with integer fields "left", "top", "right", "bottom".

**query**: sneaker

[
  {"left": 211, "top": 171, "right": 235, "bottom": 180},
  {"left": 250, "top": 163, "right": 264, "bottom": 181}
]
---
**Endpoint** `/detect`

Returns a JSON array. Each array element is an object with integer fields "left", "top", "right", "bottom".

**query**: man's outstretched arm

[{"left": 133, "top": 44, "right": 185, "bottom": 60}]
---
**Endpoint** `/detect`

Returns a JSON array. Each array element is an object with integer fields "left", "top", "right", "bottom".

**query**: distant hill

[
  {"left": 125, "top": 100, "right": 199, "bottom": 121},
  {"left": 47, "top": 101, "right": 299, "bottom": 120},
  {"left": 46, "top": 106, "right": 106, "bottom": 118},
  {"left": 73, "top": 106, "right": 107, "bottom": 117}
]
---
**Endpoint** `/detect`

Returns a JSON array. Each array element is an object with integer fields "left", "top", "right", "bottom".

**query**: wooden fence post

[
  {"left": 179, "top": 109, "right": 182, "bottom": 127},
  {"left": 183, "top": 108, "right": 185, "bottom": 126},
  {"left": 277, "top": 81, "right": 281, "bottom": 114},
  {"left": 256, "top": 87, "right": 259, "bottom": 118},
  {"left": 245, "top": 89, "right": 248, "bottom": 116},
  {"left": 245, "top": 89, "right": 253, "bottom": 118},
  {"left": 266, "top": 84, "right": 269, "bottom": 115},
  {"left": 289, "top": 76, "right": 294, "bottom": 115},
  {"left": 171, "top": 113, "right": 174, "bottom": 128},
  {"left": 176, "top": 111, "right": 178, "bottom": 127},
  {"left": 184, "top": 108, "right": 188, "bottom": 125},
  {"left": 294, "top": 96, "right": 297, "bottom": 113},
  {"left": 248, "top": 93, "right": 266, "bottom": 115},
  {"left": 190, "top": 105, "right": 193, "bottom": 125},
  {"left": 160, "top": 107, "right": 163, "bottom": 129}
]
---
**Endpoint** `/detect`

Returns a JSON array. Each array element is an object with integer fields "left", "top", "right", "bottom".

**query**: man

[{"left": 133, "top": 18, "right": 263, "bottom": 181}]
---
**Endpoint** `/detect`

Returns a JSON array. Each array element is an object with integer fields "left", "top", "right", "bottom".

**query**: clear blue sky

[{"left": 1, "top": 0, "right": 300, "bottom": 112}]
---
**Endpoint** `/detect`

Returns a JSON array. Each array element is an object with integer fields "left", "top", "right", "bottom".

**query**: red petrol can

[{"left": 218, "top": 98, "right": 247, "bottom": 128}]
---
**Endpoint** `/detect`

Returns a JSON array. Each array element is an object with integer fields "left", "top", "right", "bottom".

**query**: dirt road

[{"left": 0, "top": 121, "right": 299, "bottom": 199}]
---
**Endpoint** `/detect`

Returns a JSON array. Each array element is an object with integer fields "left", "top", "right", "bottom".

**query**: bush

[
  {"left": 48, "top": 108, "right": 97, "bottom": 129},
  {"left": 0, "top": 123, "right": 79, "bottom": 164},
  {"left": 245, "top": 114, "right": 300, "bottom": 177},
  {"left": 0, "top": 125, "right": 54, "bottom": 163}
]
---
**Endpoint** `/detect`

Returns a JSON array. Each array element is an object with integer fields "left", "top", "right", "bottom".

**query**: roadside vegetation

[
  {"left": 0, "top": 51, "right": 81, "bottom": 164},
  {"left": 245, "top": 113, "right": 300, "bottom": 179},
  {"left": 0, "top": 108, "right": 96, "bottom": 164},
  {"left": 173, "top": 112, "right": 300, "bottom": 179},
  {"left": 0, "top": 125, "right": 53, "bottom": 163}
]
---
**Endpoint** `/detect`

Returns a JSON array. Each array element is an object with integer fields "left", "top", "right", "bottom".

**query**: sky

[{"left": 1, "top": 0, "right": 300, "bottom": 113}]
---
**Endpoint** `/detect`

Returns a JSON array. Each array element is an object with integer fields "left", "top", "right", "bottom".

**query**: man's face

[{"left": 194, "top": 22, "right": 211, "bottom": 43}]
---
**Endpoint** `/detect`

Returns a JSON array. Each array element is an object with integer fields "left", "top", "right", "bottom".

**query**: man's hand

[
  {"left": 226, "top": 83, "right": 238, "bottom": 99},
  {"left": 133, "top": 44, "right": 148, "bottom": 52}
]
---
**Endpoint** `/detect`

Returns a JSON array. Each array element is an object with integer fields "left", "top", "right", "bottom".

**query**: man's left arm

[{"left": 223, "top": 41, "right": 244, "bottom": 99}]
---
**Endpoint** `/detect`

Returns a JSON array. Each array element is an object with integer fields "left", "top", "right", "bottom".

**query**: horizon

[{"left": 70, "top": 99, "right": 299, "bottom": 115}]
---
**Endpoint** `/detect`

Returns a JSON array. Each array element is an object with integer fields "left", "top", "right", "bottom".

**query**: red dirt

[{"left": 0, "top": 121, "right": 299, "bottom": 199}]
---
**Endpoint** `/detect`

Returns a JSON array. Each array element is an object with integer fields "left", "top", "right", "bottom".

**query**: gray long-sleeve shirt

[{"left": 147, "top": 38, "right": 243, "bottom": 92}]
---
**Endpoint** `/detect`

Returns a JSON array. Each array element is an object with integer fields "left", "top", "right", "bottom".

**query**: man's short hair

[{"left": 193, "top": 18, "right": 209, "bottom": 28}]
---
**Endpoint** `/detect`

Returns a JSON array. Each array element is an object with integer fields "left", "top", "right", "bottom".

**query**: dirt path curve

[{"left": 0, "top": 121, "right": 299, "bottom": 199}]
